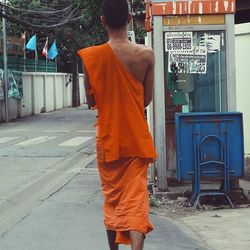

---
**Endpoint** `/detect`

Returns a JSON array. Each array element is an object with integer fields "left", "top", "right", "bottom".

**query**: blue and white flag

[
  {"left": 48, "top": 40, "right": 58, "bottom": 60},
  {"left": 25, "top": 35, "right": 37, "bottom": 51}
]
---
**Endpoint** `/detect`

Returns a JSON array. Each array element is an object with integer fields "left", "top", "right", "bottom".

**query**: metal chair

[{"left": 190, "top": 123, "right": 235, "bottom": 209}]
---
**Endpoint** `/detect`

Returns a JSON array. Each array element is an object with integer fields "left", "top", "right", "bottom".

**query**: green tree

[
  {"left": 5, "top": 0, "right": 107, "bottom": 72},
  {"left": 3, "top": 0, "right": 147, "bottom": 106},
  {"left": 5, "top": 0, "right": 147, "bottom": 69},
  {"left": 131, "top": 0, "right": 147, "bottom": 44},
  {"left": 54, "top": 0, "right": 107, "bottom": 73},
  {"left": 3, "top": 0, "right": 107, "bottom": 106}
]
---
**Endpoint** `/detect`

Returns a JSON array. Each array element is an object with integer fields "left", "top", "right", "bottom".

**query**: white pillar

[
  {"left": 225, "top": 14, "right": 237, "bottom": 112},
  {"left": 153, "top": 16, "right": 168, "bottom": 190}
]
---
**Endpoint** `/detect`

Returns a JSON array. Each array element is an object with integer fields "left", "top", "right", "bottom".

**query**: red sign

[{"left": 152, "top": 0, "right": 236, "bottom": 16}]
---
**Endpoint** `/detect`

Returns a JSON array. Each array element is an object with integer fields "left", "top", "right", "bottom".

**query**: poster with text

[
  {"left": 168, "top": 47, "right": 207, "bottom": 74},
  {"left": 165, "top": 32, "right": 193, "bottom": 52}
]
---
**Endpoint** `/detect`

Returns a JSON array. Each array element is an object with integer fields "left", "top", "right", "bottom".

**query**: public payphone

[{"left": 147, "top": 0, "right": 237, "bottom": 190}]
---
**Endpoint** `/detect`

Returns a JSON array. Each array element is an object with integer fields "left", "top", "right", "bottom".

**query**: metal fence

[{"left": 0, "top": 56, "right": 57, "bottom": 72}]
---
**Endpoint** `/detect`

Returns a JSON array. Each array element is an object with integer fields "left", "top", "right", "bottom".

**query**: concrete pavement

[
  {"left": 0, "top": 165, "right": 208, "bottom": 250},
  {"left": 1, "top": 108, "right": 249, "bottom": 249},
  {"left": 0, "top": 108, "right": 208, "bottom": 250},
  {"left": 181, "top": 208, "right": 250, "bottom": 250}
]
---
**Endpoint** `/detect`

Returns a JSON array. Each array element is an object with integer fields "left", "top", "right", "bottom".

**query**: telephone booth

[{"left": 147, "top": 0, "right": 237, "bottom": 190}]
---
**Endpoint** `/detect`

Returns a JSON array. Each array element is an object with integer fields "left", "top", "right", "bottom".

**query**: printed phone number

[{"left": 167, "top": 42, "right": 192, "bottom": 51}]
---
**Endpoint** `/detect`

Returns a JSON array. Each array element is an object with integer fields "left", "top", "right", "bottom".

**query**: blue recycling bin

[{"left": 175, "top": 112, "right": 244, "bottom": 208}]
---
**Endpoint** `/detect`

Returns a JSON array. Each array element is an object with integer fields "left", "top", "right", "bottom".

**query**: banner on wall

[{"left": 0, "top": 69, "right": 23, "bottom": 99}]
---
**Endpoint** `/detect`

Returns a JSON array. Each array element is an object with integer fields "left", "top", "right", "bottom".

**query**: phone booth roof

[{"left": 151, "top": 0, "right": 236, "bottom": 16}]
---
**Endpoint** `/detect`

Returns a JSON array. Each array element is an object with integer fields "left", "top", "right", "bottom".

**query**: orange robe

[{"left": 78, "top": 43, "right": 157, "bottom": 245}]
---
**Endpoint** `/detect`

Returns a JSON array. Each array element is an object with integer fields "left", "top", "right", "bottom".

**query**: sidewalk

[
  {"left": 1, "top": 154, "right": 249, "bottom": 250},
  {"left": 0, "top": 158, "right": 207, "bottom": 250},
  {"left": 154, "top": 178, "right": 250, "bottom": 250},
  {"left": 182, "top": 178, "right": 250, "bottom": 250},
  {"left": 1, "top": 104, "right": 248, "bottom": 249},
  {"left": 245, "top": 156, "right": 250, "bottom": 180},
  {"left": 181, "top": 207, "right": 250, "bottom": 250}
]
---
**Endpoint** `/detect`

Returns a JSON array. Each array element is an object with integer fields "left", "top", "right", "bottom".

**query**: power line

[
  {"left": 8, "top": 0, "right": 73, "bottom": 10},
  {"left": 5, "top": 4, "right": 74, "bottom": 15},
  {"left": 0, "top": 2, "right": 82, "bottom": 30}
]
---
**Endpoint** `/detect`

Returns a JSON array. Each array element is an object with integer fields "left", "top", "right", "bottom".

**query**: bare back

[
  {"left": 109, "top": 41, "right": 152, "bottom": 84},
  {"left": 109, "top": 41, "right": 155, "bottom": 107}
]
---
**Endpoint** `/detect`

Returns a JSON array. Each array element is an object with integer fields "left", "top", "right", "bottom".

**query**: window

[{"left": 164, "top": 31, "right": 227, "bottom": 112}]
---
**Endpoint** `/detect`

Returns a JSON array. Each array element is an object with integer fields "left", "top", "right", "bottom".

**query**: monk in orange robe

[{"left": 78, "top": 1, "right": 157, "bottom": 249}]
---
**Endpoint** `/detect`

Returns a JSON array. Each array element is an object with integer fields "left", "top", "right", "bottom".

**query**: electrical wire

[
  {"left": 9, "top": 0, "right": 73, "bottom": 10},
  {"left": 0, "top": 12, "right": 81, "bottom": 29},
  {"left": 3, "top": 4, "right": 74, "bottom": 15},
  {"left": 0, "top": 1, "right": 82, "bottom": 30}
]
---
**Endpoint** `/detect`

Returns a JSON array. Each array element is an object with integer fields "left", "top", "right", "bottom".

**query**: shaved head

[{"left": 101, "top": 0, "right": 130, "bottom": 29}]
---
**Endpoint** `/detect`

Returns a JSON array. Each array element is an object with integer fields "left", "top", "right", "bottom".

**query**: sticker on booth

[
  {"left": 168, "top": 46, "right": 207, "bottom": 74},
  {"left": 198, "top": 34, "right": 221, "bottom": 53},
  {"left": 165, "top": 32, "right": 193, "bottom": 52}
]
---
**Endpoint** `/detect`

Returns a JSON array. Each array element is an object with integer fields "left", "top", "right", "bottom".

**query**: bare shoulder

[{"left": 133, "top": 44, "right": 155, "bottom": 65}]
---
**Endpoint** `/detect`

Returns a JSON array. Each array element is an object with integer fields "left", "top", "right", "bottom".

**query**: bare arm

[
  {"left": 143, "top": 49, "right": 155, "bottom": 108},
  {"left": 82, "top": 62, "right": 96, "bottom": 109}
]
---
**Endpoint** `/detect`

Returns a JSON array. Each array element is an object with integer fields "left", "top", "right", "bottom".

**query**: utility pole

[
  {"left": 72, "top": 54, "right": 79, "bottom": 107},
  {"left": 131, "top": 0, "right": 134, "bottom": 30},
  {"left": 2, "top": 0, "right": 9, "bottom": 123}
]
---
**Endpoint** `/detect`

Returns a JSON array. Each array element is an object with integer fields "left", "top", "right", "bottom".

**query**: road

[{"left": 0, "top": 108, "right": 207, "bottom": 250}]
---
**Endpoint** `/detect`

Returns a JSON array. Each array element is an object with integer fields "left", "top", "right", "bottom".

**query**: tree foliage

[
  {"left": 55, "top": 0, "right": 108, "bottom": 72},
  {"left": 6, "top": 0, "right": 107, "bottom": 72},
  {"left": 132, "top": 0, "right": 145, "bottom": 11},
  {"left": 131, "top": 0, "right": 147, "bottom": 44},
  {"left": 4, "top": 0, "right": 147, "bottom": 72}
]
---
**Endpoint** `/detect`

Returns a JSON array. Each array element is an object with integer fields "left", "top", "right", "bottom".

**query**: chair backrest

[{"left": 200, "top": 134, "right": 224, "bottom": 163}]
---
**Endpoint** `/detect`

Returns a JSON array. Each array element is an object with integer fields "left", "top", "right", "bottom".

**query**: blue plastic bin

[{"left": 175, "top": 112, "right": 244, "bottom": 181}]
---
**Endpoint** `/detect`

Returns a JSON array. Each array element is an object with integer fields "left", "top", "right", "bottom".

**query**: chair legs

[{"left": 191, "top": 189, "right": 235, "bottom": 209}]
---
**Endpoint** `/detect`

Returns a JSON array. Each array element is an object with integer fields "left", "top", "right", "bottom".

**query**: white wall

[
  {"left": 0, "top": 98, "right": 20, "bottom": 122},
  {"left": 20, "top": 72, "right": 86, "bottom": 117},
  {"left": 235, "top": 23, "right": 250, "bottom": 155},
  {"left": 0, "top": 72, "right": 86, "bottom": 122}
]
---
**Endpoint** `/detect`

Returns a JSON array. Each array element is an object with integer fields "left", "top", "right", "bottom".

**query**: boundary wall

[{"left": 0, "top": 72, "right": 86, "bottom": 122}]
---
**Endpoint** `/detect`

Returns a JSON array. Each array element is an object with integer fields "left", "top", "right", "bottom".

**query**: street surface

[{"left": 0, "top": 108, "right": 207, "bottom": 250}]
